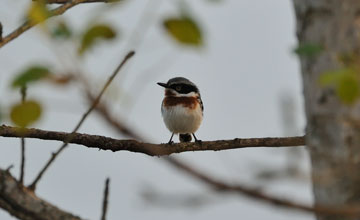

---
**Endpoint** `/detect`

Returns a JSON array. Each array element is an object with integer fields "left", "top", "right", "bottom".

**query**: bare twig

[
  {"left": 19, "top": 138, "right": 25, "bottom": 184},
  {"left": 100, "top": 178, "right": 110, "bottom": 220},
  {"left": 28, "top": 51, "right": 135, "bottom": 191},
  {"left": 0, "top": 125, "right": 305, "bottom": 156},
  {"left": 0, "top": 0, "right": 92, "bottom": 48},
  {"left": 0, "top": 168, "right": 84, "bottom": 220},
  {"left": 19, "top": 86, "right": 27, "bottom": 184}
]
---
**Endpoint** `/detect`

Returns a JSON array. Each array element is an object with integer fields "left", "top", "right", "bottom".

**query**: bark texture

[
  {"left": 293, "top": 1, "right": 360, "bottom": 219},
  {"left": 0, "top": 125, "right": 304, "bottom": 156},
  {"left": 0, "top": 169, "right": 83, "bottom": 220}
]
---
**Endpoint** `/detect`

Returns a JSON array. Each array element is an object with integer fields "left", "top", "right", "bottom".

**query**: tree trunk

[{"left": 293, "top": 1, "right": 360, "bottom": 219}]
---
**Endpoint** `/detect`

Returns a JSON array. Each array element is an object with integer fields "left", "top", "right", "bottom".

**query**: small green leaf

[
  {"left": 52, "top": 22, "right": 72, "bottom": 39},
  {"left": 163, "top": 17, "right": 203, "bottom": 46},
  {"left": 27, "top": 0, "right": 51, "bottom": 25},
  {"left": 336, "top": 74, "right": 359, "bottom": 104},
  {"left": 293, "top": 43, "right": 323, "bottom": 57},
  {"left": 78, "top": 24, "right": 117, "bottom": 55},
  {"left": 12, "top": 66, "right": 51, "bottom": 88},
  {"left": 319, "top": 68, "right": 355, "bottom": 86},
  {"left": 10, "top": 100, "right": 42, "bottom": 127}
]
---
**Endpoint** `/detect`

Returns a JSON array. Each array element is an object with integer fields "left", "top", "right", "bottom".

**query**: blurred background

[{"left": 0, "top": 0, "right": 311, "bottom": 219}]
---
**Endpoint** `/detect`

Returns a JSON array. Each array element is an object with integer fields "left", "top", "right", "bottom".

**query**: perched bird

[{"left": 157, "top": 77, "right": 203, "bottom": 144}]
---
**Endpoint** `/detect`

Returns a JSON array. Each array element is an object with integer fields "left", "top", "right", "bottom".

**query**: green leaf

[
  {"left": 78, "top": 24, "right": 117, "bottom": 55},
  {"left": 10, "top": 100, "right": 42, "bottom": 127},
  {"left": 320, "top": 68, "right": 360, "bottom": 104},
  {"left": 27, "top": 0, "right": 51, "bottom": 25},
  {"left": 336, "top": 74, "right": 359, "bottom": 104},
  {"left": 319, "top": 68, "right": 355, "bottom": 86},
  {"left": 163, "top": 17, "right": 203, "bottom": 46},
  {"left": 12, "top": 66, "right": 51, "bottom": 88},
  {"left": 293, "top": 43, "right": 323, "bottom": 57},
  {"left": 52, "top": 22, "right": 72, "bottom": 39}
]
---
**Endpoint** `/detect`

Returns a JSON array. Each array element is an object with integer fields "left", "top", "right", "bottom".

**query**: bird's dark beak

[{"left": 157, "top": 82, "right": 168, "bottom": 88}]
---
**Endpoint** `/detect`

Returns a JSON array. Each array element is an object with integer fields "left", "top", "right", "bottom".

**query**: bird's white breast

[{"left": 161, "top": 103, "right": 203, "bottom": 134}]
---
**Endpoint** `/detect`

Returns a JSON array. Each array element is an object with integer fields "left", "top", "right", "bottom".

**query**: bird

[{"left": 157, "top": 77, "right": 203, "bottom": 144}]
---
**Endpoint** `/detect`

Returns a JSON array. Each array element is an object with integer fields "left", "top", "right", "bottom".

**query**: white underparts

[{"left": 161, "top": 103, "right": 203, "bottom": 134}]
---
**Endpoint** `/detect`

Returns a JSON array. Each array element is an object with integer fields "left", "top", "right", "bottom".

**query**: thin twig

[
  {"left": 100, "top": 178, "right": 110, "bottom": 220},
  {"left": 28, "top": 51, "right": 135, "bottom": 191},
  {"left": 0, "top": 125, "right": 305, "bottom": 156},
  {"left": 0, "top": 0, "right": 90, "bottom": 48},
  {"left": 19, "top": 86, "right": 27, "bottom": 184},
  {"left": 19, "top": 138, "right": 25, "bottom": 184}
]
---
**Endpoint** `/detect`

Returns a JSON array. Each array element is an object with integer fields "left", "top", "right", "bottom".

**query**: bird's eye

[{"left": 175, "top": 85, "right": 182, "bottom": 91}]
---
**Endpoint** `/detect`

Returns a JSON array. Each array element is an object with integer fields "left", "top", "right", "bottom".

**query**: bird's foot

[
  {"left": 167, "top": 140, "right": 174, "bottom": 145},
  {"left": 195, "top": 139, "right": 202, "bottom": 145}
]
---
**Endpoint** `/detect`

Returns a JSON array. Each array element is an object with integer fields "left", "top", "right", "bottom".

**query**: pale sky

[{"left": 0, "top": 0, "right": 312, "bottom": 219}]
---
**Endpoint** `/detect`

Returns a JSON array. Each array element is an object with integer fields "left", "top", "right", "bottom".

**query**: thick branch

[
  {"left": 0, "top": 0, "right": 90, "bottom": 48},
  {"left": 0, "top": 125, "right": 305, "bottom": 156},
  {"left": 0, "top": 169, "right": 83, "bottom": 220}
]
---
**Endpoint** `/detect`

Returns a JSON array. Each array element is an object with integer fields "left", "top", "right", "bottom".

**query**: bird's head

[{"left": 157, "top": 77, "right": 199, "bottom": 97}]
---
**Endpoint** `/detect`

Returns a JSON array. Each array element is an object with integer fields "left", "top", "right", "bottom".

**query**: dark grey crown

[
  {"left": 167, "top": 77, "right": 199, "bottom": 94},
  {"left": 167, "top": 77, "right": 196, "bottom": 87}
]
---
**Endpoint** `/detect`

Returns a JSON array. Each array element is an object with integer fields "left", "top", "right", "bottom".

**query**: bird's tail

[{"left": 179, "top": 133, "right": 192, "bottom": 143}]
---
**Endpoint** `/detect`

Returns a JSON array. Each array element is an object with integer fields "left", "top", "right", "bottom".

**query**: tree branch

[
  {"left": 0, "top": 169, "right": 83, "bottom": 220},
  {"left": 19, "top": 138, "right": 25, "bottom": 184},
  {"left": 0, "top": 125, "right": 305, "bottom": 156},
  {"left": 0, "top": 0, "right": 92, "bottom": 48},
  {"left": 166, "top": 157, "right": 360, "bottom": 217},
  {"left": 19, "top": 86, "right": 27, "bottom": 184},
  {"left": 28, "top": 51, "right": 135, "bottom": 191},
  {"left": 100, "top": 178, "right": 110, "bottom": 220}
]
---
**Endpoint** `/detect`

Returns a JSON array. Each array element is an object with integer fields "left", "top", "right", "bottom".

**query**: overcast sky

[{"left": 0, "top": 0, "right": 313, "bottom": 219}]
